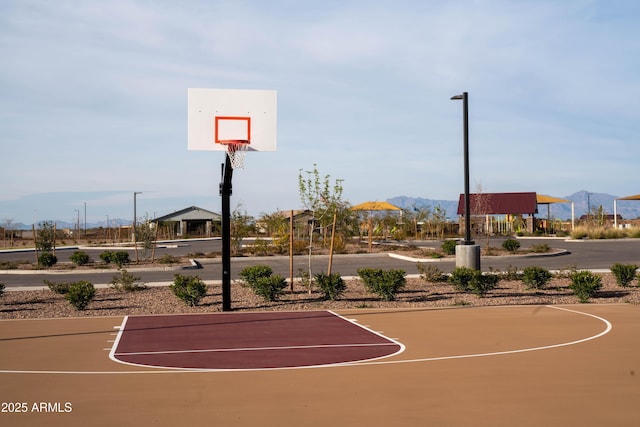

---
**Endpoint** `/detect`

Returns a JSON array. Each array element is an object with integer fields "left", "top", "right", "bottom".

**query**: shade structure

[
  {"left": 351, "top": 201, "right": 401, "bottom": 211},
  {"left": 536, "top": 194, "right": 570, "bottom": 204},
  {"left": 536, "top": 194, "right": 573, "bottom": 232},
  {"left": 351, "top": 201, "right": 401, "bottom": 252},
  {"left": 617, "top": 194, "right": 640, "bottom": 201},
  {"left": 614, "top": 193, "right": 640, "bottom": 227}
]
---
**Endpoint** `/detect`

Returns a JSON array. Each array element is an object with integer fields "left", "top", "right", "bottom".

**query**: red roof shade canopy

[{"left": 456, "top": 192, "right": 538, "bottom": 216}]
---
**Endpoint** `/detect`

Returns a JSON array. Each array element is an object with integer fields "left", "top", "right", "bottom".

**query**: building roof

[
  {"left": 456, "top": 192, "right": 538, "bottom": 215},
  {"left": 154, "top": 206, "right": 221, "bottom": 222}
]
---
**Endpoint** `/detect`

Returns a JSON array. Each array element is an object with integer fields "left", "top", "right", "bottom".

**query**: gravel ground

[{"left": 1, "top": 273, "right": 639, "bottom": 319}]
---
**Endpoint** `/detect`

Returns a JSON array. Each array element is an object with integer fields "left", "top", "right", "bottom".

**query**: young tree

[
  {"left": 298, "top": 164, "right": 353, "bottom": 283},
  {"left": 472, "top": 183, "right": 493, "bottom": 247},
  {"left": 35, "top": 220, "right": 56, "bottom": 253},
  {"left": 231, "top": 205, "right": 255, "bottom": 255},
  {"left": 35, "top": 220, "right": 57, "bottom": 267},
  {"left": 135, "top": 213, "right": 156, "bottom": 261}
]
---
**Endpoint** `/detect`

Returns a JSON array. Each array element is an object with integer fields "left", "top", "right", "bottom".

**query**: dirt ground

[{"left": 1, "top": 273, "right": 639, "bottom": 319}]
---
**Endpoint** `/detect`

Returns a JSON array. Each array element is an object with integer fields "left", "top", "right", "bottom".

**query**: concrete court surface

[{"left": 0, "top": 304, "right": 639, "bottom": 426}]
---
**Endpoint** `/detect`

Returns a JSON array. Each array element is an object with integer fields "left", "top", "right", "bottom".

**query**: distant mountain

[
  {"left": 388, "top": 190, "right": 640, "bottom": 220},
  {"left": 6, "top": 219, "right": 131, "bottom": 231},
  {"left": 387, "top": 196, "right": 460, "bottom": 220}
]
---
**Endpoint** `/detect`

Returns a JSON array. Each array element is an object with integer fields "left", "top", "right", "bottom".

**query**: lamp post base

[{"left": 455, "top": 244, "right": 481, "bottom": 270}]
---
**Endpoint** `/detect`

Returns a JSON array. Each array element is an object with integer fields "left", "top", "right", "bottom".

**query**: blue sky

[{"left": 1, "top": 0, "right": 639, "bottom": 225}]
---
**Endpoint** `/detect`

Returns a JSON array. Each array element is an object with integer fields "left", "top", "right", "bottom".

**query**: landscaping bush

[
  {"left": 521, "top": 266, "right": 552, "bottom": 290},
  {"left": 170, "top": 274, "right": 207, "bottom": 306},
  {"left": 529, "top": 243, "right": 551, "bottom": 253},
  {"left": 44, "top": 279, "right": 72, "bottom": 294},
  {"left": 448, "top": 267, "right": 499, "bottom": 297},
  {"left": 252, "top": 275, "right": 288, "bottom": 302},
  {"left": 110, "top": 269, "right": 146, "bottom": 292},
  {"left": 0, "top": 283, "right": 5, "bottom": 297},
  {"left": 448, "top": 267, "right": 476, "bottom": 292},
  {"left": 100, "top": 250, "right": 130, "bottom": 268},
  {"left": 502, "top": 238, "right": 520, "bottom": 253},
  {"left": 157, "top": 254, "right": 180, "bottom": 264},
  {"left": 569, "top": 271, "right": 602, "bottom": 303},
  {"left": 100, "top": 251, "right": 114, "bottom": 264},
  {"left": 357, "top": 268, "right": 406, "bottom": 301},
  {"left": 417, "top": 264, "right": 447, "bottom": 283},
  {"left": 65, "top": 281, "right": 96, "bottom": 310},
  {"left": 610, "top": 263, "right": 638, "bottom": 287},
  {"left": 111, "top": 251, "right": 130, "bottom": 268},
  {"left": 239, "top": 265, "right": 274, "bottom": 287},
  {"left": 441, "top": 240, "right": 457, "bottom": 255},
  {"left": 70, "top": 250, "right": 91, "bottom": 266},
  {"left": 468, "top": 272, "right": 499, "bottom": 297},
  {"left": 314, "top": 272, "right": 346, "bottom": 301},
  {"left": 38, "top": 252, "right": 57, "bottom": 267}
]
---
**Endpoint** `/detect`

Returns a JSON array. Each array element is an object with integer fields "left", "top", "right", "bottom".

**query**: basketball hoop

[{"left": 219, "top": 140, "right": 249, "bottom": 169}]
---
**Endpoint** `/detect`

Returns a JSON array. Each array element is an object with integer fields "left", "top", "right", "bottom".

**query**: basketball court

[
  {"left": 1, "top": 304, "right": 639, "bottom": 426},
  {"left": 3, "top": 90, "right": 637, "bottom": 426}
]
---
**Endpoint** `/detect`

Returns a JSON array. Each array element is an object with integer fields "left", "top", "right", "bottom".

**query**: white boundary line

[
  {"left": 109, "top": 311, "right": 405, "bottom": 371},
  {"left": 108, "top": 316, "right": 128, "bottom": 364},
  {"left": 115, "top": 342, "right": 398, "bottom": 357},
  {"left": 0, "top": 306, "right": 613, "bottom": 374},
  {"left": 356, "top": 305, "right": 613, "bottom": 366}
]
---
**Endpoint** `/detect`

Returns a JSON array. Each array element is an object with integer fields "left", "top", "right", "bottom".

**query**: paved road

[{"left": 2, "top": 237, "right": 639, "bottom": 289}]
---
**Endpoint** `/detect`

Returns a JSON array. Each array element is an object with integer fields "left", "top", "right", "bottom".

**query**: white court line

[
  {"left": 0, "top": 306, "right": 613, "bottom": 374},
  {"left": 356, "top": 305, "right": 613, "bottom": 366},
  {"left": 115, "top": 342, "right": 399, "bottom": 357}
]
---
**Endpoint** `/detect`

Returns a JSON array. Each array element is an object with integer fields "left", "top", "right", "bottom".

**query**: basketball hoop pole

[{"left": 220, "top": 155, "right": 233, "bottom": 311}]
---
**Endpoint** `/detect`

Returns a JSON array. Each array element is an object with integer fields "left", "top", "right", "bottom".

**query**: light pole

[
  {"left": 133, "top": 192, "right": 142, "bottom": 262},
  {"left": 451, "top": 92, "right": 480, "bottom": 269}
]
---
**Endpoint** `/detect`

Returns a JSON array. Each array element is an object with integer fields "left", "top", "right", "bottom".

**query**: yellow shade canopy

[{"left": 351, "top": 201, "right": 401, "bottom": 211}]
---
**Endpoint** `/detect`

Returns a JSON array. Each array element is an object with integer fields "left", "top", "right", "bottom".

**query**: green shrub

[
  {"left": 65, "top": 281, "right": 96, "bottom": 310},
  {"left": 521, "top": 266, "right": 552, "bottom": 290},
  {"left": 44, "top": 279, "right": 72, "bottom": 294},
  {"left": 610, "top": 263, "right": 638, "bottom": 287},
  {"left": 110, "top": 269, "right": 146, "bottom": 292},
  {"left": 70, "top": 250, "right": 91, "bottom": 266},
  {"left": 448, "top": 267, "right": 476, "bottom": 292},
  {"left": 239, "top": 265, "right": 274, "bottom": 287},
  {"left": 417, "top": 264, "right": 447, "bottom": 283},
  {"left": 99, "top": 250, "right": 130, "bottom": 268},
  {"left": 529, "top": 243, "right": 551, "bottom": 253},
  {"left": 441, "top": 240, "right": 457, "bottom": 255},
  {"left": 0, "top": 283, "right": 5, "bottom": 297},
  {"left": 100, "top": 251, "right": 114, "bottom": 264},
  {"left": 157, "top": 254, "right": 180, "bottom": 264},
  {"left": 502, "top": 238, "right": 520, "bottom": 253},
  {"left": 569, "top": 271, "right": 602, "bottom": 303},
  {"left": 252, "top": 275, "right": 287, "bottom": 302},
  {"left": 314, "top": 272, "right": 346, "bottom": 301},
  {"left": 111, "top": 251, "right": 130, "bottom": 268},
  {"left": 38, "top": 252, "right": 57, "bottom": 267},
  {"left": 468, "top": 272, "right": 499, "bottom": 297},
  {"left": 357, "top": 268, "right": 406, "bottom": 301},
  {"left": 170, "top": 274, "right": 207, "bottom": 306}
]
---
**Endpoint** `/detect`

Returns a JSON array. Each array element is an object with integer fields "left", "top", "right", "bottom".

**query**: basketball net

[{"left": 219, "top": 140, "right": 249, "bottom": 169}]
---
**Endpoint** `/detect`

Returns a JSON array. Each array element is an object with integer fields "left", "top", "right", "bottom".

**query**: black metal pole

[
  {"left": 461, "top": 92, "right": 473, "bottom": 245},
  {"left": 220, "top": 156, "right": 233, "bottom": 311}
]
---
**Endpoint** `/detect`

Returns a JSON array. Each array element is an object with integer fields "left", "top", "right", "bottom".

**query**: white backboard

[{"left": 188, "top": 88, "right": 277, "bottom": 151}]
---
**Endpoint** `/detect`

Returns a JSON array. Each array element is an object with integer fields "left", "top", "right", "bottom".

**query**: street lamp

[
  {"left": 451, "top": 92, "right": 480, "bottom": 269},
  {"left": 450, "top": 92, "right": 473, "bottom": 245}
]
